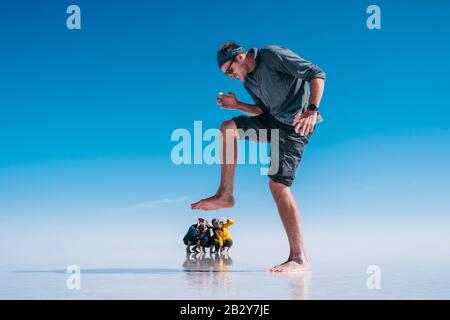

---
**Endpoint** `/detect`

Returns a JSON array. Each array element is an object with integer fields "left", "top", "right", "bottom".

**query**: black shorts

[{"left": 232, "top": 112, "right": 312, "bottom": 187}]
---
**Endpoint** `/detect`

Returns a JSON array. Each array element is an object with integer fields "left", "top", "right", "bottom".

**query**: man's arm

[
  {"left": 224, "top": 218, "right": 234, "bottom": 228},
  {"left": 308, "top": 78, "right": 325, "bottom": 108},
  {"left": 217, "top": 92, "right": 264, "bottom": 116},
  {"left": 265, "top": 46, "right": 326, "bottom": 135},
  {"left": 234, "top": 101, "right": 263, "bottom": 116},
  {"left": 293, "top": 77, "right": 325, "bottom": 136},
  {"left": 188, "top": 225, "right": 197, "bottom": 237}
]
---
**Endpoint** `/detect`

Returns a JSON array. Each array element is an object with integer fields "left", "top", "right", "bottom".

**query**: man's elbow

[
  {"left": 253, "top": 106, "right": 264, "bottom": 116},
  {"left": 311, "top": 70, "right": 326, "bottom": 82},
  {"left": 308, "top": 65, "right": 326, "bottom": 82},
  {"left": 311, "top": 77, "right": 326, "bottom": 85}
]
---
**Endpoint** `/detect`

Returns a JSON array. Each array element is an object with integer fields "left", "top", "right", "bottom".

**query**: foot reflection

[
  {"left": 269, "top": 271, "right": 312, "bottom": 300},
  {"left": 182, "top": 253, "right": 311, "bottom": 299}
]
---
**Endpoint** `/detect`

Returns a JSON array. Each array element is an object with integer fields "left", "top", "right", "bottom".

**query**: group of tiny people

[{"left": 183, "top": 217, "right": 234, "bottom": 255}]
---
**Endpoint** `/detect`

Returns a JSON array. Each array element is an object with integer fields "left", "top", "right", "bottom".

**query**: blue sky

[{"left": 1, "top": 0, "right": 450, "bottom": 270}]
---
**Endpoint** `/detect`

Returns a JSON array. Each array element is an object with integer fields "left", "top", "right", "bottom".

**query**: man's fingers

[
  {"left": 305, "top": 124, "right": 312, "bottom": 136},
  {"left": 303, "top": 123, "right": 310, "bottom": 136},
  {"left": 299, "top": 127, "right": 306, "bottom": 137},
  {"left": 293, "top": 116, "right": 304, "bottom": 126},
  {"left": 293, "top": 114, "right": 307, "bottom": 126},
  {"left": 299, "top": 122, "right": 307, "bottom": 136},
  {"left": 294, "top": 116, "right": 317, "bottom": 136},
  {"left": 308, "top": 122, "right": 316, "bottom": 135},
  {"left": 294, "top": 122, "right": 302, "bottom": 134},
  {"left": 296, "top": 120, "right": 306, "bottom": 134}
]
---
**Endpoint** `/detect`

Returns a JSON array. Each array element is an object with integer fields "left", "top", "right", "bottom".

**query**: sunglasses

[{"left": 224, "top": 56, "right": 237, "bottom": 76}]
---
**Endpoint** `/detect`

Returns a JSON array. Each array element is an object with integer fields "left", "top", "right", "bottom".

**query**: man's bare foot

[
  {"left": 191, "top": 194, "right": 235, "bottom": 211},
  {"left": 269, "top": 260, "right": 312, "bottom": 272}
]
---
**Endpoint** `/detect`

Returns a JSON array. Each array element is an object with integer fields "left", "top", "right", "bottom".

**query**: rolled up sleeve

[{"left": 267, "top": 46, "right": 326, "bottom": 82}]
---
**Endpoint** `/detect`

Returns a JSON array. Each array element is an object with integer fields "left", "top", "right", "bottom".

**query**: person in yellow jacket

[{"left": 212, "top": 218, "right": 234, "bottom": 254}]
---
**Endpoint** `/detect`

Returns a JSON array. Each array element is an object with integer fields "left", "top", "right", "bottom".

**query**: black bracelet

[{"left": 307, "top": 104, "right": 318, "bottom": 111}]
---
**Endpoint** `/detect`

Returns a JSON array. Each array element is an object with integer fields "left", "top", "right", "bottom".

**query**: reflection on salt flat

[
  {"left": 7, "top": 254, "right": 450, "bottom": 300},
  {"left": 4, "top": 254, "right": 313, "bottom": 299},
  {"left": 5, "top": 258, "right": 449, "bottom": 299},
  {"left": 182, "top": 253, "right": 311, "bottom": 300},
  {"left": 183, "top": 252, "right": 234, "bottom": 272}
]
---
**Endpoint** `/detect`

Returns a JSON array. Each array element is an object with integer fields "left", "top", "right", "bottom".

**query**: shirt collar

[
  {"left": 246, "top": 48, "right": 260, "bottom": 78},
  {"left": 249, "top": 48, "right": 260, "bottom": 66}
]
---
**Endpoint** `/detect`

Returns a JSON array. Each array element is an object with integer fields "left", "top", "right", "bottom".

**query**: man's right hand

[{"left": 217, "top": 92, "right": 238, "bottom": 110}]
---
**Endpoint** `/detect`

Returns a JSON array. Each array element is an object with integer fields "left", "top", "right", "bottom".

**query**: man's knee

[
  {"left": 269, "top": 179, "right": 289, "bottom": 195},
  {"left": 224, "top": 239, "right": 233, "bottom": 248},
  {"left": 220, "top": 120, "right": 238, "bottom": 138}
]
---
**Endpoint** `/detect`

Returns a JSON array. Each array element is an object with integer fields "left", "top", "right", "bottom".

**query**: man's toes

[
  {"left": 191, "top": 201, "right": 202, "bottom": 209},
  {"left": 269, "top": 266, "right": 279, "bottom": 272}
]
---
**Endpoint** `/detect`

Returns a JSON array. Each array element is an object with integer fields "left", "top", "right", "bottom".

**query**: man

[
  {"left": 196, "top": 220, "right": 213, "bottom": 254},
  {"left": 191, "top": 43, "right": 325, "bottom": 272},
  {"left": 183, "top": 218, "right": 204, "bottom": 253},
  {"left": 212, "top": 218, "right": 234, "bottom": 255}
]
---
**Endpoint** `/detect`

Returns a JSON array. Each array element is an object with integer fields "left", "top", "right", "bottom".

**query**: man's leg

[
  {"left": 216, "top": 237, "right": 224, "bottom": 255},
  {"left": 210, "top": 239, "right": 215, "bottom": 254},
  {"left": 268, "top": 180, "right": 311, "bottom": 272},
  {"left": 186, "top": 240, "right": 193, "bottom": 253},
  {"left": 224, "top": 239, "right": 233, "bottom": 253},
  {"left": 191, "top": 120, "right": 238, "bottom": 210},
  {"left": 213, "top": 239, "right": 220, "bottom": 253}
]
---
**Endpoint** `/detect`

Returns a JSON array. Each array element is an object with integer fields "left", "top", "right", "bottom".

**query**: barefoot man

[{"left": 191, "top": 42, "right": 326, "bottom": 272}]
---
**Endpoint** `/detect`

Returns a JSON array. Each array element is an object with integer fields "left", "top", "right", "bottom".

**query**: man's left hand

[{"left": 293, "top": 110, "right": 318, "bottom": 136}]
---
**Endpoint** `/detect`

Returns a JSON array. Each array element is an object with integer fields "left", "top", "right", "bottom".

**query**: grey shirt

[{"left": 244, "top": 46, "right": 326, "bottom": 125}]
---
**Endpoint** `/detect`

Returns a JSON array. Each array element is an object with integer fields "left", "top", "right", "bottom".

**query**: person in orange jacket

[{"left": 212, "top": 218, "right": 234, "bottom": 254}]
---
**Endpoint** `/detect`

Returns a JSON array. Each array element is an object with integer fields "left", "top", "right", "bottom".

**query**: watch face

[{"left": 307, "top": 104, "right": 317, "bottom": 111}]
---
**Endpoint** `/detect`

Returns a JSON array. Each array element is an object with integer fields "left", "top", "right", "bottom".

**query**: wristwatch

[{"left": 307, "top": 104, "right": 318, "bottom": 112}]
